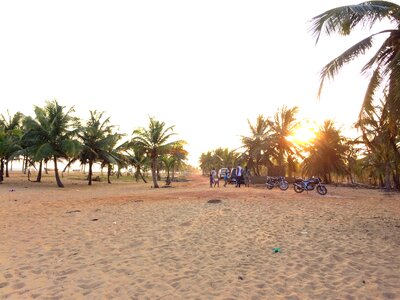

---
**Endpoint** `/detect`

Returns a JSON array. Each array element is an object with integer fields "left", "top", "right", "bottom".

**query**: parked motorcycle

[
  {"left": 265, "top": 176, "right": 289, "bottom": 191},
  {"left": 293, "top": 177, "right": 327, "bottom": 195}
]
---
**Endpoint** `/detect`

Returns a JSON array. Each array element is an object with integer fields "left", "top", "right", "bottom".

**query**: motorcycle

[
  {"left": 265, "top": 176, "right": 289, "bottom": 191},
  {"left": 293, "top": 177, "right": 327, "bottom": 195}
]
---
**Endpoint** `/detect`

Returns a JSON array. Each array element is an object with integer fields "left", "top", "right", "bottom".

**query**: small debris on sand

[{"left": 207, "top": 199, "right": 222, "bottom": 204}]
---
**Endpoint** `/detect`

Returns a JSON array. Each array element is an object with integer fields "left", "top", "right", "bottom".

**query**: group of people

[{"left": 209, "top": 165, "right": 251, "bottom": 188}]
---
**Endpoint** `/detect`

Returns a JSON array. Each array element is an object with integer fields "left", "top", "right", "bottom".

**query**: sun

[{"left": 287, "top": 121, "right": 318, "bottom": 145}]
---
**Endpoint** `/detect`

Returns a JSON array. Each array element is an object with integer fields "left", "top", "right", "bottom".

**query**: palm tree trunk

[
  {"left": 5, "top": 160, "right": 9, "bottom": 177},
  {"left": 88, "top": 161, "right": 93, "bottom": 185},
  {"left": 171, "top": 166, "right": 175, "bottom": 181},
  {"left": 24, "top": 157, "right": 29, "bottom": 174},
  {"left": 107, "top": 164, "right": 111, "bottom": 184},
  {"left": 389, "top": 138, "right": 400, "bottom": 190},
  {"left": 166, "top": 169, "right": 171, "bottom": 185},
  {"left": 53, "top": 157, "right": 64, "bottom": 188},
  {"left": 384, "top": 161, "right": 391, "bottom": 191},
  {"left": 157, "top": 167, "right": 161, "bottom": 181},
  {"left": 151, "top": 158, "right": 159, "bottom": 188},
  {"left": 0, "top": 159, "right": 4, "bottom": 183},
  {"left": 117, "top": 166, "right": 121, "bottom": 179},
  {"left": 36, "top": 160, "right": 43, "bottom": 182},
  {"left": 139, "top": 170, "right": 147, "bottom": 183}
]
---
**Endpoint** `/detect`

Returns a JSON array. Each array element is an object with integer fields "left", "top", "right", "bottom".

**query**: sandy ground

[{"left": 0, "top": 173, "right": 399, "bottom": 299}]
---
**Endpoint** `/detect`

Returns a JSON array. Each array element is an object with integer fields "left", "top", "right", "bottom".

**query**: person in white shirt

[{"left": 236, "top": 164, "right": 243, "bottom": 188}]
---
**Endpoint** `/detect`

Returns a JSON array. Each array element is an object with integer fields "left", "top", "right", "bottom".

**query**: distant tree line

[{"left": 0, "top": 100, "right": 188, "bottom": 188}]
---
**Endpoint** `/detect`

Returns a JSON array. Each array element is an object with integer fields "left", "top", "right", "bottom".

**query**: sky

[{"left": 0, "top": 0, "right": 392, "bottom": 166}]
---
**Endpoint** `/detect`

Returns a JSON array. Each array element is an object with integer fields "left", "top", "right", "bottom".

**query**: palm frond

[
  {"left": 318, "top": 35, "right": 376, "bottom": 97},
  {"left": 311, "top": 1, "right": 400, "bottom": 43}
]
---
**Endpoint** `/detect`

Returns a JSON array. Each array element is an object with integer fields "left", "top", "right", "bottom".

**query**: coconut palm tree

[
  {"left": 267, "top": 106, "right": 300, "bottom": 175},
  {"left": 160, "top": 155, "right": 176, "bottom": 185},
  {"left": 79, "top": 111, "right": 121, "bottom": 185},
  {"left": 311, "top": 2, "right": 400, "bottom": 177},
  {"left": 241, "top": 115, "right": 275, "bottom": 176},
  {"left": 199, "top": 151, "right": 214, "bottom": 175},
  {"left": 124, "top": 143, "right": 150, "bottom": 183},
  {"left": 169, "top": 141, "right": 188, "bottom": 181},
  {"left": 23, "top": 100, "right": 81, "bottom": 187},
  {"left": 101, "top": 133, "right": 125, "bottom": 184},
  {"left": 0, "top": 111, "right": 24, "bottom": 177},
  {"left": 355, "top": 98, "right": 398, "bottom": 190},
  {"left": 214, "top": 148, "right": 239, "bottom": 170},
  {"left": 132, "top": 117, "right": 180, "bottom": 188},
  {"left": 302, "top": 120, "right": 349, "bottom": 183},
  {"left": 311, "top": 2, "right": 400, "bottom": 111}
]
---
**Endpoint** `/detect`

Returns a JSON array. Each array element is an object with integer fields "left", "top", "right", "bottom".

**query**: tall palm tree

[
  {"left": 132, "top": 117, "right": 180, "bottom": 188},
  {"left": 23, "top": 100, "right": 81, "bottom": 187},
  {"left": 302, "top": 120, "right": 349, "bottom": 183},
  {"left": 79, "top": 111, "right": 121, "bottom": 185},
  {"left": 311, "top": 2, "right": 400, "bottom": 111},
  {"left": 241, "top": 115, "right": 274, "bottom": 176},
  {"left": 268, "top": 106, "right": 300, "bottom": 175},
  {"left": 355, "top": 99, "right": 397, "bottom": 189},
  {"left": 311, "top": 2, "right": 400, "bottom": 173}
]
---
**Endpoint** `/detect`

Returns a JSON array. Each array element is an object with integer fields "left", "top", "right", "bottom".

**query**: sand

[{"left": 1, "top": 173, "right": 399, "bottom": 299}]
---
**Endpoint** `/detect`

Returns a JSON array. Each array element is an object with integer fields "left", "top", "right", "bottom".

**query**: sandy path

[{"left": 1, "top": 174, "right": 399, "bottom": 299}]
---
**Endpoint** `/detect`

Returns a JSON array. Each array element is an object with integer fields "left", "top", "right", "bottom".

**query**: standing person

[
  {"left": 210, "top": 167, "right": 217, "bottom": 188},
  {"left": 236, "top": 164, "right": 243, "bottom": 188},
  {"left": 223, "top": 169, "right": 230, "bottom": 187}
]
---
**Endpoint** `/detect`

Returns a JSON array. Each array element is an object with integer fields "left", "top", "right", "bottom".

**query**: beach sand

[{"left": 1, "top": 173, "right": 399, "bottom": 299}]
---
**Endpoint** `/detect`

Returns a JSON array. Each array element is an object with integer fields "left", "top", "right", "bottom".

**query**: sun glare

[{"left": 287, "top": 121, "right": 318, "bottom": 145}]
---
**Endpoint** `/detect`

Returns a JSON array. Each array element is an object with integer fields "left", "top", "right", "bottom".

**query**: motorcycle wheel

[
  {"left": 316, "top": 185, "right": 327, "bottom": 195},
  {"left": 294, "top": 185, "right": 303, "bottom": 193},
  {"left": 279, "top": 181, "right": 289, "bottom": 191},
  {"left": 266, "top": 184, "right": 274, "bottom": 190}
]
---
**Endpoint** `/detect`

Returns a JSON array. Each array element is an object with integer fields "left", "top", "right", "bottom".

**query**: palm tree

[
  {"left": 79, "top": 111, "right": 121, "bottom": 185},
  {"left": 101, "top": 132, "right": 125, "bottom": 184},
  {"left": 124, "top": 143, "right": 150, "bottom": 183},
  {"left": 23, "top": 100, "right": 81, "bottom": 187},
  {"left": 132, "top": 117, "right": 180, "bottom": 188},
  {"left": 241, "top": 115, "right": 274, "bottom": 176},
  {"left": 355, "top": 99, "right": 397, "bottom": 190},
  {"left": 311, "top": 2, "right": 400, "bottom": 177},
  {"left": 311, "top": 2, "right": 400, "bottom": 110},
  {"left": 0, "top": 111, "right": 24, "bottom": 177},
  {"left": 199, "top": 151, "right": 214, "bottom": 175},
  {"left": 302, "top": 120, "right": 349, "bottom": 183},
  {"left": 160, "top": 155, "right": 176, "bottom": 185},
  {"left": 169, "top": 141, "right": 188, "bottom": 181},
  {"left": 268, "top": 106, "right": 300, "bottom": 175}
]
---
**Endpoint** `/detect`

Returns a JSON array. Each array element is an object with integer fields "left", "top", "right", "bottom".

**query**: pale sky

[{"left": 0, "top": 0, "right": 388, "bottom": 166}]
